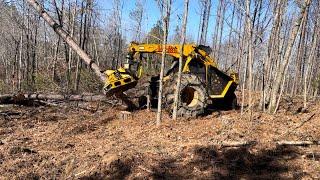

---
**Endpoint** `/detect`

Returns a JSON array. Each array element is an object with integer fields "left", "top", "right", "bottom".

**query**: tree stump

[
  {"left": 147, "top": 95, "right": 151, "bottom": 111},
  {"left": 119, "top": 111, "right": 133, "bottom": 120}
]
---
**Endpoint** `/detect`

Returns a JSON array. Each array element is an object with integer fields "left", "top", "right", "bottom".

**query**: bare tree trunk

[
  {"left": 172, "top": 0, "right": 189, "bottom": 120},
  {"left": 31, "top": 15, "right": 40, "bottom": 90},
  {"left": 291, "top": 14, "right": 307, "bottom": 96},
  {"left": 212, "top": 0, "right": 223, "bottom": 60},
  {"left": 225, "top": 3, "right": 235, "bottom": 70},
  {"left": 52, "top": 38, "right": 61, "bottom": 81},
  {"left": 198, "top": 0, "right": 211, "bottom": 45},
  {"left": 268, "top": 0, "right": 311, "bottom": 113},
  {"left": 130, "top": 0, "right": 144, "bottom": 42},
  {"left": 18, "top": 34, "right": 23, "bottom": 91},
  {"left": 245, "top": 0, "right": 253, "bottom": 119},
  {"left": 75, "top": 0, "right": 88, "bottom": 92},
  {"left": 67, "top": 1, "right": 76, "bottom": 93},
  {"left": 304, "top": 17, "right": 319, "bottom": 109},
  {"left": 260, "top": 0, "right": 284, "bottom": 111},
  {"left": 156, "top": 0, "right": 171, "bottom": 126},
  {"left": 217, "top": 1, "right": 226, "bottom": 66}
]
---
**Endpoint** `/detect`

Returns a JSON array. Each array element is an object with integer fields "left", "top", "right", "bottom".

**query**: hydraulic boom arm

[{"left": 128, "top": 42, "right": 218, "bottom": 67}]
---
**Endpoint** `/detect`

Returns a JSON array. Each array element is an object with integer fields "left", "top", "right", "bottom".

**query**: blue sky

[{"left": 95, "top": 0, "right": 225, "bottom": 45}]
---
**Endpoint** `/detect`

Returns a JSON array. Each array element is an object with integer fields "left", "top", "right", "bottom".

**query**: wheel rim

[{"left": 181, "top": 86, "right": 200, "bottom": 107}]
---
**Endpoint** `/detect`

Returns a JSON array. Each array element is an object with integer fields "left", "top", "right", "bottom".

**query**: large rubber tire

[{"left": 163, "top": 74, "right": 209, "bottom": 117}]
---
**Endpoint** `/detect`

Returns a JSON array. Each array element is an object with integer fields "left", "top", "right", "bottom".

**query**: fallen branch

[
  {"left": 279, "top": 113, "right": 316, "bottom": 138},
  {"left": 138, "top": 165, "right": 154, "bottom": 174},
  {"left": 0, "top": 111, "right": 22, "bottom": 116},
  {"left": 220, "top": 141, "right": 257, "bottom": 147},
  {"left": 216, "top": 140, "right": 319, "bottom": 148},
  {"left": 276, "top": 140, "right": 320, "bottom": 146},
  {"left": 0, "top": 111, "right": 23, "bottom": 120}
]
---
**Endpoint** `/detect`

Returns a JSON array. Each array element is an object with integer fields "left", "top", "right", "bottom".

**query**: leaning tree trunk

[{"left": 26, "top": 0, "right": 106, "bottom": 83}]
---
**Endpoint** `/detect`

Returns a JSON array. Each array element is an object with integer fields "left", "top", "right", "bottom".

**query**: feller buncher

[
  {"left": 104, "top": 42, "right": 238, "bottom": 117},
  {"left": 26, "top": 0, "right": 238, "bottom": 117}
]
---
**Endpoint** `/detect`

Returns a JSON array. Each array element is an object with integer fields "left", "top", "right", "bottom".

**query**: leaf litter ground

[{"left": 0, "top": 97, "right": 319, "bottom": 179}]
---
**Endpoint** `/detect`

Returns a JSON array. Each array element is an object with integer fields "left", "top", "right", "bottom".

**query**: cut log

[{"left": 0, "top": 93, "right": 113, "bottom": 105}]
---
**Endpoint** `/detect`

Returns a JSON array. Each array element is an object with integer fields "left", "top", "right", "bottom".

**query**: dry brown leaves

[{"left": 0, "top": 97, "right": 319, "bottom": 179}]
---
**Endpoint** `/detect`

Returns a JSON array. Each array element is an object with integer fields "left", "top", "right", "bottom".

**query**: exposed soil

[{"left": 0, "top": 97, "right": 319, "bottom": 179}]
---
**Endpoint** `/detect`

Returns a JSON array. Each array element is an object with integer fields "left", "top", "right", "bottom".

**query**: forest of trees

[{"left": 0, "top": 0, "right": 319, "bottom": 114}]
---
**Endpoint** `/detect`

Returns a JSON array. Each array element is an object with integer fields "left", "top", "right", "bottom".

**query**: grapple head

[{"left": 103, "top": 68, "right": 138, "bottom": 96}]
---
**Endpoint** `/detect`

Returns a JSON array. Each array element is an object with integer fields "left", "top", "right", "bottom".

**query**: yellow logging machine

[{"left": 104, "top": 42, "right": 238, "bottom": 117}]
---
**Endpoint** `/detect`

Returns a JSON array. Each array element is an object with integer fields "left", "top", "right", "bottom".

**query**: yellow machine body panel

[{"left": 104, "top": 68, "right": 138, "bottom": 96}]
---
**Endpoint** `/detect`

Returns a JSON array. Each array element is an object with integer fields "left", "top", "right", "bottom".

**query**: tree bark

[
  {"left": 172, "top": 0, "right": 189, "bottom": 120},
  {"left": 198, "top": 0, "right": 211, "bottom": 45},
  {"left": 260, "top": 0, "right": 285, "bottom": 111},
  {"left": 245, "top": 0, "right": 253, "bottom": 119},
  {"left": 156, "top": 0, "right": 171, "bottom": 126},
  {"left": 303, "top": 19, "right": 319, "bottom": 109},
  {"left": 268, "top": 0, "right": 311, "bottom": 113}
]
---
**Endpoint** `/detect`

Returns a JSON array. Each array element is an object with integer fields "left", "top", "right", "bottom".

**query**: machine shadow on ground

[{"left": 81, "top": 145, "right": 305, "bottom": 179}]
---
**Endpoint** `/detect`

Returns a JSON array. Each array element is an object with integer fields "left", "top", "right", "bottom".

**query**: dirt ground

[{"left": 0, "top": 97, "right": 319, "bottom": 179}]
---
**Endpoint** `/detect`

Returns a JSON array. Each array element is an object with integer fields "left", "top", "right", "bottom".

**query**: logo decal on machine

[{"left": 157, "top": 45, "right": 178, "bottom": 53}]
